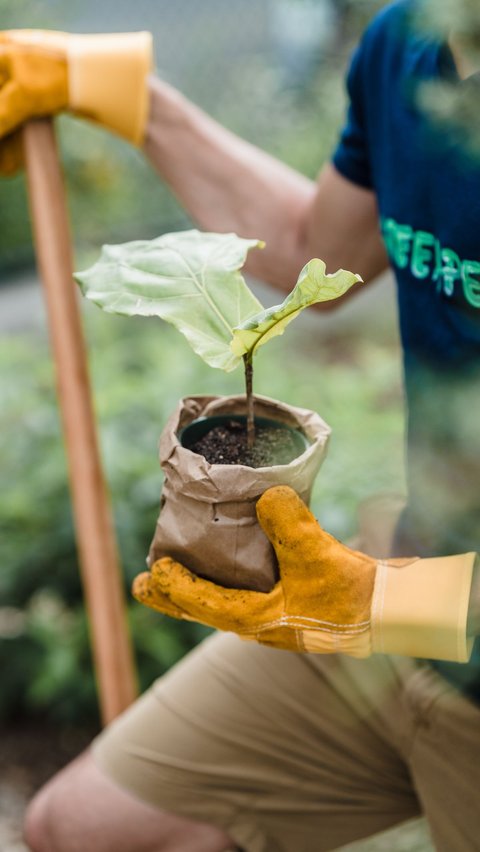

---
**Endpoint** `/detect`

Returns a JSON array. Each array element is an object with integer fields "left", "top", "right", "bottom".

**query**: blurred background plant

[
  {"left": 0, "top": 309, "right": 405, "bottom": 724},
  {"left": 0, "top": 0, "right": 387, "bottom": 275},
  {"left": 1, "top": 0, "right": 408, "bottom": 729},
  {"left": 414, "top": 0, "right": 480, "bottom": 158}
]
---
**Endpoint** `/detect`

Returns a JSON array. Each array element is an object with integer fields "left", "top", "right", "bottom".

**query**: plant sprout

[{"left": 75, "top": 230, "right": 362, "bottom": 447}]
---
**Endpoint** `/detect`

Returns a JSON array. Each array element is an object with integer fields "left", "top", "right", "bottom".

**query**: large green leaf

[
  {"left": 230, "top": 259, "right": 362, "bottom": 358},
  {"left": 75, "top": 230, "right": 264, "bottom": 371}
]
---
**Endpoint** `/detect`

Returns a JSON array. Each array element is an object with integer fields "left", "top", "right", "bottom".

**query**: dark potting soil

[{"left": 189, "top": 419, "right": 302, "bottom": 468}]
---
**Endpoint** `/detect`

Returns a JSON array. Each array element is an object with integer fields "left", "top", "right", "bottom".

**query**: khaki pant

[
  {"left": 93, "top": 498, "right": 480, "bottom": 851},
  {"left": 94, "top": 634, "right": 480, "bottom": 852}
]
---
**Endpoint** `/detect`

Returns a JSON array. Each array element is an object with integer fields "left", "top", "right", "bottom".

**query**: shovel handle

[{"left": 23, "top": 118, "right": 138, "bottom": 725}]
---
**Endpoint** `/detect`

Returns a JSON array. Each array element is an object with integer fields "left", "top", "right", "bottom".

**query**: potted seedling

[{"left": 75, "top": 230, "right": 362, "bottom": 591}]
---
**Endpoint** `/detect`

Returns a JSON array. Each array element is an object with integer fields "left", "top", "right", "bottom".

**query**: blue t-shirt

[{"left": 332, "top": 0, "right": 480, "bottom": 699}]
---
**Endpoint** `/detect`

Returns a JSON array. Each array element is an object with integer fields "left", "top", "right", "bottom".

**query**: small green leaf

[
  {"left": 231, "top": 259, "right": 362, "bottom": 358},
  {"left": 75, "top": 230, "right": 264, "bottom": 372}
]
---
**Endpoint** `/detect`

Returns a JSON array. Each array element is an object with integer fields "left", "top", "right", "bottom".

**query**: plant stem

[{"left": 243, "top": 353, "right": 255, "bottom": 449}]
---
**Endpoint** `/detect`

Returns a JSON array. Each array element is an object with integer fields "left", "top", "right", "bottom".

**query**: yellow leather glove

[
  {"left": 133, "top": 486, "right": 476, "bottom": 662},
  {"left": 0, "top": 29, "right": 153, "bottom": 173},
  {"left": 0, "top": 130, "right": 22, "bottom": 175}
]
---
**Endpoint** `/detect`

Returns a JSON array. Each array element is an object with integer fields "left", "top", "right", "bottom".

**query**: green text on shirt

[{"left": 381, "top": 216, "right": 480, "bottom": 309}]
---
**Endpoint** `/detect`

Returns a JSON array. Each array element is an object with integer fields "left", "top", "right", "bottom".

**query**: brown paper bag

[{"left": 148, "top": 394, "right": 331, "bottom": 591}]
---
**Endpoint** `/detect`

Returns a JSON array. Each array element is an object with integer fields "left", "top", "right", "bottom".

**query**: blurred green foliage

[
  {"left": 0, "top": 120, "right": 191, "bottom": 273},
  {"left": 412, "top": 0, "right": 480, "bottom": 159},
  {"left": 9, "top": 0, "right": 477, "bottom": 271},
  {"left": 0, "top": 0, "right": 389, "bottom": 274},
  {"left": 0, "top": 306, "right": 405, "bottom": 724},
  {"left": 0, "top": 0, "right": 405, "bottom": 726}
]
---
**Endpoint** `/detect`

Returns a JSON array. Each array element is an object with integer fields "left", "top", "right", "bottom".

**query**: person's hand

[
  {"left": 0, "top": 29, "right": 152, "bottom": 174},
  {"left": 133, "top": 486, "right": 477, "bottom": 662},
  {"left": 0, "top": 129, "right": 22, "bottom": 175}
]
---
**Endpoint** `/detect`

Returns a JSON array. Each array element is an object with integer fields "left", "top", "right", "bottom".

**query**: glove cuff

[
  {"left": 68, "top": 32, "right": 153, "bottom": 144},
  {"left": 371, "top": 553, "right": 477, "bottom": 662}
]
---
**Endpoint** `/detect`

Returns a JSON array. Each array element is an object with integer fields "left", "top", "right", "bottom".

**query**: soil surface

[{"left": 189, "top": 420, "right": 301, "bottom": 467}]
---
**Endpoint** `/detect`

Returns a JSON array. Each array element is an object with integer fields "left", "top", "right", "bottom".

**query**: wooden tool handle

[{"left": 23, "top": 119, "right": 138, "bottom": 725}]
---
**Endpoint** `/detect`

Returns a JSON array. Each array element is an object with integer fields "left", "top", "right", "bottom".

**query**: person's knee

[
  {"left": 23, "top": 764, "right": 83, "bottom": 852},
  {"left": 23, "top": 749, "right": 235, "bottom": 852},
  {"left": 23, "top": 783, "right": 53, "bottom": 852}
]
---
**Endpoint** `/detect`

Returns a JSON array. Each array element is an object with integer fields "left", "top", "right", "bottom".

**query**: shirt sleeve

[{"left": 332, "top": 41, "right": 373, "bottom": 190}]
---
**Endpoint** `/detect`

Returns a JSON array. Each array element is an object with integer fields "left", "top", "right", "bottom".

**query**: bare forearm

[
  {"left": 143, "top": 76, "right": 388, "bottom": 293},
  {"left": 144, "top": 76, "right": 315, "bottom": 288}
]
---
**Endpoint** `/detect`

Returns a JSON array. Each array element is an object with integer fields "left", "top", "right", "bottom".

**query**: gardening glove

[
  {"left": 0, "top": 129, "right": 22, "bottom": 175},
  {"left": 0, "top": 29, "right": 153, "bottom": 174},
  {"left": 133, "top": 486, "right": 477, "bottom": 663}
]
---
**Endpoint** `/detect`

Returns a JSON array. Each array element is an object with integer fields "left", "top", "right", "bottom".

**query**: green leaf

[
  {"left": 230, "top": 259, "right": 362, "bottom": 358},
  {"left": 75, "top": 230, "right": 264, "bottom": 372}
]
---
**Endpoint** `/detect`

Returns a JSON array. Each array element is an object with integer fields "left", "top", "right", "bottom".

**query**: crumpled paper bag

[{"left": 148, "top": 394, "right": 331, "bottom": 591}]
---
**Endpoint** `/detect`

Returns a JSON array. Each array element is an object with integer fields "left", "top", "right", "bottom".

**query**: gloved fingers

[
  {"left": 0, "top": 41, "right": 68, "bottom": 138},
  {"left": 256, "top": 485, "right": 376, "bottom": 584},
  {"left": 0, "top": 53, "right": 20, "bottom": 149},
  {"left": 0, "top": 50, "right": 9, "bottom": 86},
  {"left": 256, "top": 485, "right": 319, "bottom": 545},
  {"left": 132, "top": 570, "right": 190, "bottom": 621},
  {"left": 0, "top": 78, "right": 28, "bottom": 137},
  {"left": 150, "top": 557, "right": 282, "bottom": 633},
  {"left": 256, "top": 486, "right": 330, "bottom": 580},
  {"left": 0, "top": 128, "right": 23, "bottom": 175}
]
